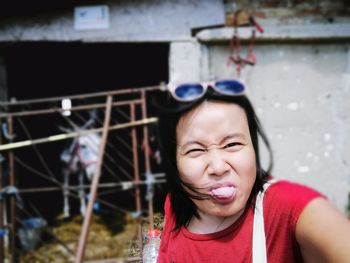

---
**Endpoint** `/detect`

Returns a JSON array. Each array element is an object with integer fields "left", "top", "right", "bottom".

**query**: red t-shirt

[{"left": 157, "top": 180, "right": 325, "bottom": 263}]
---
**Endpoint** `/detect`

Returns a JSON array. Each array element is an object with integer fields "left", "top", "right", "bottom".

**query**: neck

[{"left": 187, "top": 209, "right": 244, "bottom": 234}]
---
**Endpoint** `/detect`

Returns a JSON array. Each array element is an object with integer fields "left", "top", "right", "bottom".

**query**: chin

[
  {"left": 201, "top": 200, "right": 245, "bottom": 218},
  {"left": 216, "top": 206, "right": 243, "bottom": 217}
]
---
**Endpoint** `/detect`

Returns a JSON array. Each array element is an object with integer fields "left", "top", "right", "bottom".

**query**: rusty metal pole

[
  {"left": 141, "top": 90, "right": 154, "bottom": 230},
  {"left": 7, "top": 117, "right": 15, "bottom": 263},
  {"left": 0, "top": 128, "right": 4, "bottom": 263},
  {"left": 74, "top": 95, "right": 113, "bottom": 263},
  {"left": 130, "top": 102, "right": 142, "bottom": 247}
]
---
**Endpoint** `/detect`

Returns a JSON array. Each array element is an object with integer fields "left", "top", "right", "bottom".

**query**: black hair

[{"left": 152, "top": 88, "right": 273, "bottom": 230}]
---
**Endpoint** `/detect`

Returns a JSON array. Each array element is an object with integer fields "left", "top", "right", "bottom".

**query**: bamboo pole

[
  {"left": 17, "top": 176, "right": 166, "bottom": 194},
  {"left": 75, "top": 95, "right": 113, "bottom": 263},
  {"left": 130, "top": 103, "right": 143, "bottom": 248},
  {"left": 0, "top": 117, "right": 158, "bottom": 152},
  {"left": 0, "top": 100, "right": 142, "bottom": 119},
  {"left": 0, "top": 85, "right": 161, "bottom": 107},
  {"left": 0, "top": 127, "right": 4, "bottom": 263},
  {"left": 141, "top": 90, "right": 154, "bottom": 230},
  {"left": 7, "top": 117, "right": 16, "bottom": 263}
]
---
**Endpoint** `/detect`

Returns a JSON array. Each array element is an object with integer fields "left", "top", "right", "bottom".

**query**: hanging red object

[{"left": 226, "top": 11, "right": 264, "bottom": 77}]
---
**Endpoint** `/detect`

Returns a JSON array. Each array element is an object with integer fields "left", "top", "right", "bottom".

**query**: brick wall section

[{"left": 224, "top": 0, "right": 350, "bottom": 26}]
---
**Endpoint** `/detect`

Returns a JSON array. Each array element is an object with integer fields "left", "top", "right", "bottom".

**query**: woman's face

[{"left": 176, "top": 101, "right": 256, "bottom": 219}]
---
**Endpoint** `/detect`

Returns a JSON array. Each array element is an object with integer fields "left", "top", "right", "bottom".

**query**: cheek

[
  {"left": 177, "top": 157, "right": 205, "bottom": 184},
  {"left": 235, "top": 150, "right": 257, "bottom": 190},
  {"left": 234, "top": 149, "right": 256, "bottom": 173}
]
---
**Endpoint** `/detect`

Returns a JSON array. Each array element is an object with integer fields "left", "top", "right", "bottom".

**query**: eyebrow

[
  {"left": 220, "top": 133, "right": 246, "bottom": 143},
  {"left": 177, "top": 141, "right": 205, "bottom": 150},
  {"left": 178, "top": 133, "right": 246, "bottom": 150}
]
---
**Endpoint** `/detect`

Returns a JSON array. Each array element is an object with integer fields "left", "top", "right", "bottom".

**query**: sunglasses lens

[
  {"left": 214, "top": 80, "right": 244, "bottom": 94},
  {"left": 174, "top": 84, "right": 205, "bottom": 101}
]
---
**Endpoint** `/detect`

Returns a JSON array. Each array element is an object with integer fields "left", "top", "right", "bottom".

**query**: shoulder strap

[{"left": 252, "top": 179, "right": 277, "bottom": 263}]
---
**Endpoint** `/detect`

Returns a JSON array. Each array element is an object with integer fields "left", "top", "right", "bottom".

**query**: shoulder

[
  {"left": 263, "top": 179, "right": 326, "bottom": 227},
  {"left": 265, "top": 179, "right": 326, "bottom": 205},
  {"left": 296, "top": 197, "right": 350, "bottom": 262}
]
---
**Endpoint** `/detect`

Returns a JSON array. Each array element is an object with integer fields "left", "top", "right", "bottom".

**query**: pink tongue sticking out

[{"left": 211, "top": 186, "right": 235, "bottom": 199}]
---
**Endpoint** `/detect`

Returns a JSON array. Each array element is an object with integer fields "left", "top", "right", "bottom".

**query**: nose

[{"left": 206, "top": 150, "right": 230, "bottom": 177}]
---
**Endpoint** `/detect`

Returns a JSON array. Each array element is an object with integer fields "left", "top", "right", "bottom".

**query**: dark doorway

[
  {"left": 4, "top": 41, "right": 169, "bottom": 100},
  {"left": 0, "top": 42, "right": 169, "bottom": 222}
]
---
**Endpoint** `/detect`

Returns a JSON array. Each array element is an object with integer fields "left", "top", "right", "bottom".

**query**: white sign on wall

[{"left": 74, "top": 5, "right": 109, "bottom": 30}]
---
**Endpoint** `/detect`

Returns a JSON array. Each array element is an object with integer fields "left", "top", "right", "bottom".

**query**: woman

[{"left": 153, "top": 79, "right": 350, "bottom": 262}]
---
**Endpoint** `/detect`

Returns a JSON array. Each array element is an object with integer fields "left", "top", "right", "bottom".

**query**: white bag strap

[{"left": 252, "top": 179, "right": 277, "bottom": 263}]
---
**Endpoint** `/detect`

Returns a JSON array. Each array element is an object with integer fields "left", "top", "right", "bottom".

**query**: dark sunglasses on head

[{"left": 167, "top": 79, "right": 245, "bottom": 102}]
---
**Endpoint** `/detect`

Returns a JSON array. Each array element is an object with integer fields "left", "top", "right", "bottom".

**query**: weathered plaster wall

[
  {"left": 168, "top": 0, "right": 350, "bottom": 213},
  {"left": 0, "top": 0, "right": 224, "bottom": 42},
  {"left": 206, "top": 43, "right": 350, "bottom": 210},
  {"left": 194, "top": 0, "right": 350, "bottom": 212}
]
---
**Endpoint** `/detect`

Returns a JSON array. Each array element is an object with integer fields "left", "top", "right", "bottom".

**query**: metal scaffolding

[{"left": 0, "top": 85, "right": 164, "bottom": 262}]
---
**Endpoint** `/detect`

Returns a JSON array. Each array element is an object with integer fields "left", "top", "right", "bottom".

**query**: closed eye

[
  {"left": 225, "top": 142, "right": 240, "bottom": 148},
  {"left": 223, "top": 142, "right": 243, "bottom": 150},
  {"left": 185, "top": 148, "right": 205, "bottom": 155}
]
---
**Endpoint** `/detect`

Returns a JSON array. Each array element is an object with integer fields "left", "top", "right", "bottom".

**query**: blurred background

[{"left": 0, "top": 0, "right": 349, "bottom": 262}]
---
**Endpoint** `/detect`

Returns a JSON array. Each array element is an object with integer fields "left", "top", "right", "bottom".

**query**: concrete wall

[
  {"left": 170, "top": 38, "right": 350, "bottom": 212},
  {"left": 168, "top": 0, "right": 350, "bottom": 213},
  {"left": 207, "top": 43, "right": 350, "bottom": 211},
  {"left": 188, "top": 1, "right": 350, "bottom": 212},
  {"left": 169, "top": 0, "right": 350, "bottom": 211}
]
